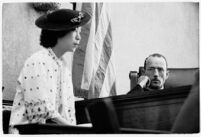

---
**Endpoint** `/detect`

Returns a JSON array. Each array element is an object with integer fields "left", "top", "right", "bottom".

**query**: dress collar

[{"left": 47, "top": 48, "right": 63, "bottom": 66}]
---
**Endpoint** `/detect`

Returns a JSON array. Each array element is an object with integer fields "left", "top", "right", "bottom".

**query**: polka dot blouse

[{"left": 9, "top": 48, "right": 76, "bottom": 127}]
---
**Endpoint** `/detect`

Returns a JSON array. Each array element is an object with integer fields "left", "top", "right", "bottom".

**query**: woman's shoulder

[{"left": 24, "top": 48, "right": 50, "bottom": 65}]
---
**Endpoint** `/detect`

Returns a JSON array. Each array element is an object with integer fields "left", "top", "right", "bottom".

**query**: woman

[{"left": 9, "top": 9, "right": 91, "bottom": 133}]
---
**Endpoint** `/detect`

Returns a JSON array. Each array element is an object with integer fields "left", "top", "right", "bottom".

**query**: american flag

[{"left": 72, "top": 3, "right": 117, "bottom": 99}]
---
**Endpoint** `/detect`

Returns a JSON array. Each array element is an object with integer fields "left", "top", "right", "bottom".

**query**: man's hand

[{"left": 137, "top": 75, "right": 150, "bottom": 88}]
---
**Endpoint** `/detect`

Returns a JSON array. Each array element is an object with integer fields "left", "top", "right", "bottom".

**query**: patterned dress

[{"left": 9, "top": 48, "right": 76, "bottom": 132}]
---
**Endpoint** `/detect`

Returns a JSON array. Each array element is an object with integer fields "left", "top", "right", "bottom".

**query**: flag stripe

[
  {"left": 100, "top": 53, "right": 117, "bottom": 97},
  {"left": 81, "top": 3, "right": 110, "bottom": 90},
  {"left": 80, "top": 3, "right": 96, "bottom": 90},
  {"left": 73, "top": 3, "right": 117, "bottom": 98},
  {"left": 95, "top": 3, "right": 103, "bottom": 33},
  {"left": 75, "top": 2, "right": 82, "bottom": 10},
  {"left": 109, "top": 82, "right": 116, "bottom": 96},
  {"left": 72, "top": 3, "right": 92, "bottom": 97},
  {"left": 89, "top": 22, "right": 113, "bottom": 98},
  {"left": 91, "top": 3, "right": 110, "bottom": 78}
]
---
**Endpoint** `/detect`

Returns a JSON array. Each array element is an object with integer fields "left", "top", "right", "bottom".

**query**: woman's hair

[{"left": 40, "top": 28, "right": 76, "bottom": 48}]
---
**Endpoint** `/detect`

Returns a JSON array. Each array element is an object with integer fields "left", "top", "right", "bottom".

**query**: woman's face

[{"left": 57, "top": 27, "right": 81, "bottom": 52}]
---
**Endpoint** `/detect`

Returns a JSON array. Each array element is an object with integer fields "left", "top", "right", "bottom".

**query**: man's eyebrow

[{"left": 148, "top": 66, "right": 164, "bottom": 69}]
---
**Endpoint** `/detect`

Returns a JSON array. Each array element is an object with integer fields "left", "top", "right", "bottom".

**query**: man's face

[{"left": 145, "top": 56, "right": 169, "bottom": 90}]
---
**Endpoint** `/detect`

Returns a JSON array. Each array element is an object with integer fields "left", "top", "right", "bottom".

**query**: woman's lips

[{"left": 73, "top": 43, "right": 79, "bottom": 48}]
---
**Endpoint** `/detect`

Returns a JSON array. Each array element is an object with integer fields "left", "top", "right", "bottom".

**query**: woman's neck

[{"left": 51, "top": 45, "right": 65, "bottom": 58}]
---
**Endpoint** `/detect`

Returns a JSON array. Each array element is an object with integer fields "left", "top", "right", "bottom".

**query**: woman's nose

[{"left": 76, "top": 32, "right": 81, "bottom": 41}]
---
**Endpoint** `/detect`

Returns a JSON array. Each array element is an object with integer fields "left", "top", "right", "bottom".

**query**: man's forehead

[{"left": 146, "top": 56, "right": 167, "bottom": 68}]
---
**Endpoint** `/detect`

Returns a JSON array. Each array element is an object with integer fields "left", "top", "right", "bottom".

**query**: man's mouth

[{"left": 152, "top": 79, "right": 160, "bottom": 84}]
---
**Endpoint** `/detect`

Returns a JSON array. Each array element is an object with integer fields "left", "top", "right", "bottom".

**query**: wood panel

[
  {"left": 75, "top": 85, "right": 191, "bottom": 131},
  {"left": 14, "top": 123, "right": 169, "bottom": 134},
  {"left": 3, "top": 85, "right": 191, "bottom": 131}
]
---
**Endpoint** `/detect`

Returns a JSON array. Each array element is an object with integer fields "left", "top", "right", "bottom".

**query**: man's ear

[
  {"left": 138, "top": 67, "right": 145, "bottom": 77},
  {"left": 166, "top": 70, "right": 170, "bottom": 79},
  {"left": 141, "top": 68, "right": 145, "bottom": 75}
]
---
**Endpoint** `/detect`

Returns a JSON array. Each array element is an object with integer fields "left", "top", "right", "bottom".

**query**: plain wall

[
  {"left": 110, "top": 3, "right": 199, "bottom": 95},
  {"left": 2, "top": 3, "right": 42, "bottom": 100}
]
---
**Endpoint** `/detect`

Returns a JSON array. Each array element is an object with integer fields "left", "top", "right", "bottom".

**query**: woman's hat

[{"left": 35, "top": 9, "right": 91, "bottom": 31}]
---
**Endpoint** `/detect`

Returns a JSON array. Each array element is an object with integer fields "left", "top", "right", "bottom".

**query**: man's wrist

[{"left": 138, "top": 82, "right": 144, "bottom": 88}]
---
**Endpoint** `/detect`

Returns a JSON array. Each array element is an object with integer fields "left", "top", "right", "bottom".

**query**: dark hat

[{"left": 35, "top": 9, "right": 91, "bottom": 31}]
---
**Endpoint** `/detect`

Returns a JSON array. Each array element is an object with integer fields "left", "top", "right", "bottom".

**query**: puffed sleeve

[
  {"left": 10, "top": 57, "right": 60, "bottom": 126},
  {"left": 9, "top": 80, "right": 27, "bottom": 127}
]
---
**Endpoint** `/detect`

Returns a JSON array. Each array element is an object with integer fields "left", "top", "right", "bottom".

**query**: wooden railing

[
  {"left": 3, "top": 85, "right": 191, "bottom": 133},
  {"left": 14, "top": 123, "right": 169, "bottom": 134},
  {"left": 75, "top": 85, "right": 191, "bottom": 131}
]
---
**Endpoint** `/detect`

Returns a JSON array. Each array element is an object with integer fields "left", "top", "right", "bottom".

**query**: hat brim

[{"left": 35, "top": 11, "right": 91, "bottom": 31}]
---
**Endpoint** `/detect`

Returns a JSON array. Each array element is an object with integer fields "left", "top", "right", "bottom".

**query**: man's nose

[{"left": 153, "top": 69, "right": 159, "bottom": 77}]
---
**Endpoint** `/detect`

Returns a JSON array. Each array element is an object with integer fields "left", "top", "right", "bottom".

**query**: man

[{"left": 128, "top": 53, "right": 169, "bottom": 94}]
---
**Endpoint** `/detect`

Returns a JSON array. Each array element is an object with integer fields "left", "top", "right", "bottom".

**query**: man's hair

[
  {"left": 144, "top": 53, "right": 168, "bottom": 70},
  {"left": 40, "top": 28, "right": 76, "bottom": 48}
]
